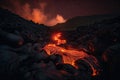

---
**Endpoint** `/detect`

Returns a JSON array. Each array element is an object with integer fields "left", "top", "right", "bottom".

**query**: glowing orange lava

[
  {"left": 52, "top": 33, "right": 66, "bottom": 45},
  {"left": 44, "top": 32, "right": 99, "bottom": 76},
  {"left": 44, "top": 44, "right": 88, "bottom": 65}
]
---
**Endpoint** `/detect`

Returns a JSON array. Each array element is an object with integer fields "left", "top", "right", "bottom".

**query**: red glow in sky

[{"left": 0, "top": 0, "right": 120, "bottom": 26}]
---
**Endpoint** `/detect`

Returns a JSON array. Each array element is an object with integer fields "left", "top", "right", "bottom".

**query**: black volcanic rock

[
  {"left": 0, "top": 7, "right": 120, "bottom": 80},
  {"left": 0, "top": 8, "right": 50, "bottom": 44},
  {"left": 0, "top": 8, "right": 51, "bottom": 80},
  {"left": 102, "top": 44, "right": 120, "bottom": 80},
  {"left": 0, "top": 29, "right": 24, "bottom": 46}
]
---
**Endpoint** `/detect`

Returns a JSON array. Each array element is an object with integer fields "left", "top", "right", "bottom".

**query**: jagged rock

[
  {"left": 49, "top": 54, "right": 63, "bottom": 64},
  {"left": 56, "top": 63, "right": 77, "bottom": 74},
  {"left": 30, "top": 50, "right": 49, "bottom": 62},
  {"left": 102, "top": 44, "right": 120, "bottom": 80},
  {"left": 0, "top": 7, "right": 120, "bottom": 80},
  {"left": 75, "top": 59, "right": 93, "bottom": 75},
  {"left": 74, "top": 72, "right": 91, "bottom": 80},
  {"left": 0, "top": 47, "right": 19, "bottom": 78},
  {"left": 0, "top": 29, "right": 24, "bottom": 46},
  {"left": 74, "top": 55, "right": 100, "bottom": 77}
]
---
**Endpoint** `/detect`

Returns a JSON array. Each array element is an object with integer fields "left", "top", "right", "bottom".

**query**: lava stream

[{"left": 43, "top": 32, "right": 100, "bottom": 76}]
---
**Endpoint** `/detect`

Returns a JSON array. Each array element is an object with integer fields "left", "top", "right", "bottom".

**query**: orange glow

[
  {"left": 31, "top": 8, "right": 47, "bottom": 24},
  {"left": 3, "top": 2, "right": 66, "bottom": 26},
  {"left": 52, "top": 33, "right": 66, "bottom": 45},
  {"left": 61, "top": 49, "right": 65, "bottom": 52},
  {"left": 44, "top": 44, "right": 88, "bottom": 64},
  {"left": 47, "top": 14, "right": 66, "bottom": 26},
  {"left": 44, "top": 32, "right": 99, "bottom": 76},
  {"left": 44, "top": 44, "right": 99, "bottom": 76},
  {"left": 56, "top": 14, "right": 66, "bottom": 23}
]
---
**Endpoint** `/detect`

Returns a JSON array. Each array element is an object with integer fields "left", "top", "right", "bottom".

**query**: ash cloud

[{"left": 0, "top": 0, "right": 66, "bottom": 26}]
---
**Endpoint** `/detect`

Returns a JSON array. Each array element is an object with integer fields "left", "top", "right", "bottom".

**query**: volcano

[{"left": 0, "top": 8, "right": 120, "bottom": 80}]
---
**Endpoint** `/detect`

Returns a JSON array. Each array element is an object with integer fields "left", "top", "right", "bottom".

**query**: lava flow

[{"left": 44, "top": 32, "right": 100, "bottom": 76}]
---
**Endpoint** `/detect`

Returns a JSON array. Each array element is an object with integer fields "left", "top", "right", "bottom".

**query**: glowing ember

[
  {"left": 44, "top": 32, "right": 99, "bottom": 76},
  {"left": 52, "top": 33, "right": 66, "bottom": 45}
]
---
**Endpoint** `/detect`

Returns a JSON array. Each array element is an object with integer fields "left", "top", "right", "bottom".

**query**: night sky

[{"left": 0, "top": 0, "right": 120, "bottom": 26}]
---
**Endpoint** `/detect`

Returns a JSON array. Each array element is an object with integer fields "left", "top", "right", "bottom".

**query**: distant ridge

[{"left": 52, "top": 14, "right": 120, "bottom": 31}]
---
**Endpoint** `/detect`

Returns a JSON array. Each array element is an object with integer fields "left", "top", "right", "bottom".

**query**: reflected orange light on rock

[
  {"left": 44, "top": 32, "right": 99, "bottom": 76},
  {"left": 44, "top": 43, "right": 87, "bottom": 64}
]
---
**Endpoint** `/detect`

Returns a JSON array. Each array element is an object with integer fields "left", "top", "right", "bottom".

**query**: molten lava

[
  {"left": 52, "top": 33, "right": 66, "bottom": 45},
  {"left": 44, "top": 32, "right": 100, "bottom": 76},
  {"left": 44, "top": 44, "right": 88, "bottom": 65}
]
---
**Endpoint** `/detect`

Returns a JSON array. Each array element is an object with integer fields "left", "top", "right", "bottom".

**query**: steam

[
  {"left": 47, "top": 14, "right": 66, "bottom": 26},
  {"left": 1, "top": 1, "right": 66, "bottom": 26}
]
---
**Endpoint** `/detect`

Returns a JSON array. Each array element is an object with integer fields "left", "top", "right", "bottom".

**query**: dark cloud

[{"left": 0, "top": 0, "right": 120, "bottom": 25}]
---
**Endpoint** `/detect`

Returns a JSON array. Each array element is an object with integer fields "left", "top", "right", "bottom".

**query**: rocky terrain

[
  {"left": 62, "top": 16, "right": 120, "bottom": 80},
  {"left": 52, "top": 14, "right": 120, "bottom": 31},
  {"left": 0, "top": 8, "right": 120, "bottom": 80}
]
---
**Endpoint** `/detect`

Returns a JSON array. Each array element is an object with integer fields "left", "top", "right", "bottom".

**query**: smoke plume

[{"left": 0, "top": 0, "right": 66, "bottom": 26}]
